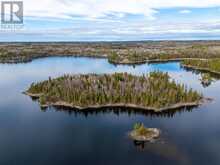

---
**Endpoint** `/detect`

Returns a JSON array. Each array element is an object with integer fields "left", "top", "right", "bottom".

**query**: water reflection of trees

[
  {"left": 182, "top": 66, "right": 220, "bottom": 87},
  {"left": 133, "top": 140, "right": 146, "bottom": 151},
  {"left": 182, "top": 65, "right": 220, "bottom": 78},
  {"left": 40, "top": 105, "right": 198, "bottom": 118}
]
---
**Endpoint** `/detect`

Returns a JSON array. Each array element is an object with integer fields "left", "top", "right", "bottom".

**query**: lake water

[{"left": 0, "top": 57, "right": 220, "bottom": 165}]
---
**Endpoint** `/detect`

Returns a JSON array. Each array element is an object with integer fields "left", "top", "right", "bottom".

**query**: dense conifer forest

[{"left": 26, "top": 72, "right": 202, "bottom": 111}]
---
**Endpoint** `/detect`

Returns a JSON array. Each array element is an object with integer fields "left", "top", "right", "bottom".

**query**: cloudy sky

[{"left": 1, "top": 0, "right": 220, "bottom": 41}]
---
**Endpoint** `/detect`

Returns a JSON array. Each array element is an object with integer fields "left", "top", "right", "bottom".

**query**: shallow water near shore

[{"left": 0, "top": 57, "right": 220, "bottom": 165}]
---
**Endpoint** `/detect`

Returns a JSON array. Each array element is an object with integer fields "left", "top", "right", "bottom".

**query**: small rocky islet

[
  {"left": 24, "top": 71, "right": 204, "bottom": 112},
  {"left": 129, "top": 123, "right": 160, "bottom": 142},
  {"left": 200, "top": 73, "right": 214, "bottom": 87}
]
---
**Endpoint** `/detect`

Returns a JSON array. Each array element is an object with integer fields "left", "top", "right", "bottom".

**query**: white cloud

[
  {"left": 2, "top": 20, "right": 220, "bottom": 36},
  {"left": 22, "top": 0, "right": 220, "bottom": 20},
  {"left": 179, "top": 10, "right": 191, "bottom": 14},
  {"left": 23, "top": 0, "right": 157, "bottom": 20},
  {"left": 2, "top": 0, "right": 220, "bottom": 41}
]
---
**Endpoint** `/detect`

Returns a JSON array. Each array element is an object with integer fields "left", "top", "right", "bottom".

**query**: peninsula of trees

[
  {"left": 181, "top": 59, "right": 220, "bottom": 75},
  {"left": 25, "top": 72, "right": 203, "bottom": 112}
]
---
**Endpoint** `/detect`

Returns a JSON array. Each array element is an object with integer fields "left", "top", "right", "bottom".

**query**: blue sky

[{"left": 1, "top": 0, "right": 220, "bottom": 41}]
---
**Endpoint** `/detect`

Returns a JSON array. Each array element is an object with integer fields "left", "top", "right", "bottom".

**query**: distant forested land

[{"left": 1, "top": 41, "right": 220, "bottom": 64}]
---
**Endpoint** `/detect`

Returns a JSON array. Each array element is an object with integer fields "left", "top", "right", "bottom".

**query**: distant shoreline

[{"left": 1, "top": 41, "right": 220, "bottom": 64}]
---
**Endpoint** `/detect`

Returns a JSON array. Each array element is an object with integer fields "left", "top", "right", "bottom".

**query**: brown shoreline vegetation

[
  {"left": 25, "top": 72, "right": 204, "bottom": 112},
  {"left": 2, "top": 41, "right": 220, "bottom": 64}
]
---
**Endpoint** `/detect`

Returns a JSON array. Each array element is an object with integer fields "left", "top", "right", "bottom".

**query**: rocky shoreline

[
  {"left": 129, "top": 128, "right": 160, "bottom": 142},
  {"left": 24, "top": 92, "right": 206, "bottom": 113}
]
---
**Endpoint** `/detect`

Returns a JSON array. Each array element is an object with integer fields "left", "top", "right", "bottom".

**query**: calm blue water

[{"left": 0, "top": 57, "right": 220, "bottom": 165}]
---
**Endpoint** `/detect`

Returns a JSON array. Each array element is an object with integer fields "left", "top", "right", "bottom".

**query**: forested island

[
  {"left": 25, "top": 72, "right": 203, "bottom": 112},
  {"left": 1, "top": 41, "right": 220, "bottom": 64}
]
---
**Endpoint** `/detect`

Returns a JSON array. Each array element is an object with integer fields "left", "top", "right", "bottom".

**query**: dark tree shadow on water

[
  {"left": 181, "top": 65, "right": 220, "bottom": 88},
  {"left": 39, "top": 104, "right": 199, "bottom": 118},
  {"left": 181, "top": 65, "right": 220, "bottom": 78}
]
